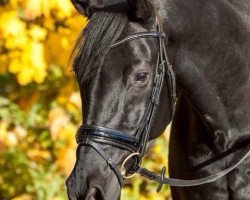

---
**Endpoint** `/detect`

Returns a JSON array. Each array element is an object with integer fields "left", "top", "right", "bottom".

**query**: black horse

[{"left": 66, "top": 0, "right": 250, "bottom": 199}]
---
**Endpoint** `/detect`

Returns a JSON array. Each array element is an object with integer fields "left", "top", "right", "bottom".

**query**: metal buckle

[
  {"left": 120, "top": 152, "right": 141, "bottom": 179},
  {"left": 156, "top": 166, "right": 166, "bottom": 192}
]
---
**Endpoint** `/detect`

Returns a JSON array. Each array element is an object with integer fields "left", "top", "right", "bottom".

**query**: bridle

[
  {"left": 75, "top": 25, "right": 250, "bottom": 191},
  {"left": 76, "top": 24, "right": 175, "bottom": 186}
]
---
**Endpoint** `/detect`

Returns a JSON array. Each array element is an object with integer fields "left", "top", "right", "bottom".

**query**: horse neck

[{"left": 159, "top": 0, "right": 250, "bottom": 151}]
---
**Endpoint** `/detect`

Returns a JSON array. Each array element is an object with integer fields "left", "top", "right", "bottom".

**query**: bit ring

[{"left": 120, "top": 152, "right": 140, "bottom": 179}]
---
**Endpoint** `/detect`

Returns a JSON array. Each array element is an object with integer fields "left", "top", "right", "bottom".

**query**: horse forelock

[{"left": 71, "top": 11, "right": 128, "bottom": 85}]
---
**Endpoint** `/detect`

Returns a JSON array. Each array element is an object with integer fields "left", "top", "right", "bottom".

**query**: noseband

[{"left": 76, "top": 26, "right": 250, "bottom": 191}]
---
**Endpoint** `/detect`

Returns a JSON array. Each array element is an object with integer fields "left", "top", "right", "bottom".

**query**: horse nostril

[{"left": 85, "top": 187, "right": 104, "bottom": 200}]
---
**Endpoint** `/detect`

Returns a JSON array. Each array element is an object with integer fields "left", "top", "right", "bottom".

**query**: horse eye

[{"left": 135, "top": 72, "right": 149, "bottom": 82}]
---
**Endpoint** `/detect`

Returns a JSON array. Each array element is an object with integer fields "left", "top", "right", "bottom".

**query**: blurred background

[{"left": 0, "top": 0, "right": 171, "bottom": 199}]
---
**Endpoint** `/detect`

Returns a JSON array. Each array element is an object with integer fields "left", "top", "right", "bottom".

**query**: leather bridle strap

[
  {"left": 137, "top": 146, "right": 250, "bottom": 191},
  {"left": 136, "top": 26, "right": 176, "bottom": 156},
  {"left": 78, "top": 138, "right": 124, "bottom": 186},
  {"left": 77, "top": 126, "right": 250, "bottom": 190},
  {"left": 110, "top": 31, "right": 165, "bottom": 48},
  {"left": 76, "top": 125, "right": 139, "bottom": 152}
]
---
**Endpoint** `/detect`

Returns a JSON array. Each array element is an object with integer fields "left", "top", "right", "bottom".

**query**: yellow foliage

[
  {"left": 29, "top": 25, "right": 47, "bottom": 41},
  {"left": 12, "top": 194, "right": 32, "bottom": 200},
  {"left": 8, "top": 41, "right": 47, "bottom": 85},
  {"left": 0, "top": 122, "right": 8, "bottom": 149},
  {"left": 51, "top": 0, "right": 75, "bottom": 19},
  {"left": 0, "top": 54, "right": 8, "bottom": 74},
  {"left": 56, "top": 147, "right": 76, "bottom": 175},
  {"left": 0, "top": 122, "right": 21, "bottom": 147},
  {"left": 49, "top": 108, "right": 70, "bottom": 140},
  {"left": 22, "top": 0, "right": 74, "bottom": 20},
  {"left": 54, "top": 124, "right": 77, "bottom": 175},
  {"left": 27, "top": 149, "right": 51, "bottom": 160},
  {"left": 48, "top": 107, "right": 77, "bottom": 174},
  {"left": 69, "top": 92, "right": 82, "bottom": 109},
  {"left": 0, "top": 11, "right": 26, "bottom": 38},
  {"left": 0, "top": 0, "right": 87, "bottom": 85},
  {"left": 13, "top": 126, "right": 28, "bottom": 138},
  {"left": 0, "top": 1, "right": 87, "bottom": 199}
]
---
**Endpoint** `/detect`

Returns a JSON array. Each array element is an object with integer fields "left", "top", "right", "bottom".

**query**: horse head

[{"left": 66, "top": 0, "right": 174, "bottom": 199}]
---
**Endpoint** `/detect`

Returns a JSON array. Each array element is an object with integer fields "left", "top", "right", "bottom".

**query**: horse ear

[
  {"left": 127, "top": 0, "right": 156, "bottom": 21},
  {"left": 71, "top": 0, "right": 91, "bottom": 17}
]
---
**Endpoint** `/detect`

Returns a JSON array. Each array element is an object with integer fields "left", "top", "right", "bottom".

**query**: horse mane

[{"left": 71, "top": 11, "right": 128, "bottom": 85}]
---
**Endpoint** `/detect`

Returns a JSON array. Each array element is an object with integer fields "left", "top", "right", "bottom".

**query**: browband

[{"left": 111, "top": 31, "right": 165, "bottom": 48}]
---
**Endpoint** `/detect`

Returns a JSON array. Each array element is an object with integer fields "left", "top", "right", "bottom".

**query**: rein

[{"left": 75, "top": 26, "right": 250, "bottom": 192}]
